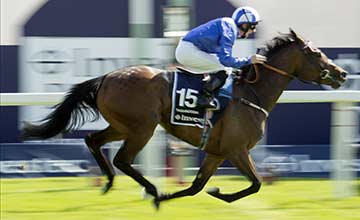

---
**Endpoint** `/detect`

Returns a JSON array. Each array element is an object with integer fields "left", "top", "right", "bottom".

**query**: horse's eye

[{"left": 314, "top": 51, "right": 321, "bottom": 57}]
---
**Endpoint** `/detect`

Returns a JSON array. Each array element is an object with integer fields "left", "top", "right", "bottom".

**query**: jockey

[{"left": 175, "top": 6, "right": 267, "bottom": 109}]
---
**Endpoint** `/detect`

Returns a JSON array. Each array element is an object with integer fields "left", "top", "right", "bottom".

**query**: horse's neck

[{"left": 251, "top": 64, "right": 292, "bottom": 112}]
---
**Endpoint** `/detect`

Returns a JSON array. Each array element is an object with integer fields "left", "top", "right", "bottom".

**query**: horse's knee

[
  {"left": 113, "top": 156, "right": 134, "bottom": 174},
  {"left": 85, "top": 136, "right": 100, "bottom": 157},
  {"left": 113, "top": 158, "right": 126, "bottom": 171},
  {"left": 85, "top": 134, "right": 100, "bottom": 152}
]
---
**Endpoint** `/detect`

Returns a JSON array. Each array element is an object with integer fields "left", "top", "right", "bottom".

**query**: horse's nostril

[{"left": 341, "top": 72, "right": 347, "bottom": 78}]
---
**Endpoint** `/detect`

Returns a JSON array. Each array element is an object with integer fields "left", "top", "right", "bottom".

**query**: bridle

[
  {"left": 301, "top": 41, "right": 333, "bottom": 81},
  {"left": 244, "top": 41, "right": 331, "bottom": 84},
  {"left": 237, "top": 40, "right": 333, "bottom": 118},
  {"left": 244, "top": 62, "right": 295, "bottom": 84}
]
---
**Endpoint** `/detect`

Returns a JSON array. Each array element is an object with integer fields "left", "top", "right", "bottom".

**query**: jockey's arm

[{"left": 218, "top": 19, "right": 252, "bottom": 69}]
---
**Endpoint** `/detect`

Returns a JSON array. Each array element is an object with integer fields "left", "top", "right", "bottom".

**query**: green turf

[{"left": 1, "top": 176, "right": 359, "bottom": 220}]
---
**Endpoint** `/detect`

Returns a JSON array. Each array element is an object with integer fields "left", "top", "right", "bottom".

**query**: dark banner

[
  {"left": 197, "top": 144, "right": 360, "bottom": 178},
  {"left": 0, "top": 142, "right": 97, "bottom": 178},
  {"left": 1, "top": 142, "right": 359, "bottom": 178},
  {"left": 254, "top": 145, "right": 360, "bottom": 178}
]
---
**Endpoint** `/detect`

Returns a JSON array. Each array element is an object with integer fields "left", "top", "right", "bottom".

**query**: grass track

[{"left": 1, "top": 176, "right": 360, "bottom": 220}]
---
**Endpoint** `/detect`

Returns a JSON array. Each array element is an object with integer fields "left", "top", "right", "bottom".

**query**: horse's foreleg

[
  {"left": 112, "top": 133, "right": 159, "bottom": 198},
  {"left": 85, "top": 126, "right": 122, "bottom": 194},
  {"left": 154, "top": 154, "right": 223, "bottom": 209},
  {"left": 207, "top": 151, "right": 261, "bottom": 203}
]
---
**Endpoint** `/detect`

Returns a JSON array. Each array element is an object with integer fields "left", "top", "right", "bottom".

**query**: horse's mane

[{"left": 258, "top": 32, "right": 296, "bottom": 57}]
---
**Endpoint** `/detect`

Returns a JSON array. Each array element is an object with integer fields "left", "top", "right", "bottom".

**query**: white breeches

[{"left": 175, "top": 40, "right": 226, "bottom": 74}]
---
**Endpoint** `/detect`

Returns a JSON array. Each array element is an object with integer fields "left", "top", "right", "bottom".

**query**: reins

[{"left": 244, "top": 62, "right": 296, "bottom": 84}]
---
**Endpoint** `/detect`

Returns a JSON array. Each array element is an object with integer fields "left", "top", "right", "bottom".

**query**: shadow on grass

[
  {"left": 5, "top": 205, "right": 95, "bottom": 214},
  {"left": 40, "top": 187, "right": 92, "bottom": 193},
  {"left": 2, "top": 187, "right": 92, "bottom": 195},
  {"left": 271, "top": 197, "right": 360, "bottom": 210},
  {"left": 5, "top": 199, "right": 145, "bottom": 214}
]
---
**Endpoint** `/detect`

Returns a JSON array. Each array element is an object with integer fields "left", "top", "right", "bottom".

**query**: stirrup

[
  {"left": 197, "top": 97, "right": 219, "bottom": 110},
  {"left": 206, "top": 100, "right": 219, "bottom": 110},
  {"left": 197, "top": 96, "right": 217, "bottom": 110},
  {"left": 200, "top": 111, "right": 213, "bottom": 150}
]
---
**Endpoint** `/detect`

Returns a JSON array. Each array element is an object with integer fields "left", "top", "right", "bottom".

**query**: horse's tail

[{"left": 22, "top": 75, "right": 106, "bottom": 139}]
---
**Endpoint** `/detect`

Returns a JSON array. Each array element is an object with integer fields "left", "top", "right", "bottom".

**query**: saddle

[
  {"left": 175, "top": 66, "right": 210, "bottom": 76},
  {"left": 168, "top": 67, "right": 232, "bottom": 148}
]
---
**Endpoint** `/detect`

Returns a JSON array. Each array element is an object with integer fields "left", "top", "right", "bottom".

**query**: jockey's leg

[{"left": 197, "top": 70, "right": 228, "bottom": 109}]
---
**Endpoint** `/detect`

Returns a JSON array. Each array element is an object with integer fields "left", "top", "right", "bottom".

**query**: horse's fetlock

[
  {"left": 113, "top": 159, "right": 130, "bottom": 173},
  {"left": 146, "top": 185, "right": 158, "bottom": 197},
  {"left": 251, "top": 181, "right": 261, "bottom": 193},
  {"left": 187, "top": 185, "right": 202, "bottom": 196}
]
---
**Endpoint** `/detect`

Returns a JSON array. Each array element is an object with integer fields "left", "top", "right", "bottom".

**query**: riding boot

[{"left": 197, "top": 70, "right": 227, "bottom": 109}]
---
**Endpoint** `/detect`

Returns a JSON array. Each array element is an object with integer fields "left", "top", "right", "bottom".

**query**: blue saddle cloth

[{"left": 170, "top": 71, "right": 233, "bottom": 128}]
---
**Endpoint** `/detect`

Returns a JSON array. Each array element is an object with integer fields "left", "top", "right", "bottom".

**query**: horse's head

[{"left": 289, "top": 29, "right": 347, "bottom": 89}]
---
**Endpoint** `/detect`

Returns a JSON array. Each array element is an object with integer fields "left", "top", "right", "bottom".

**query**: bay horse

[{"left": 22, "top": 29, "right": 347, "bottom": 208}]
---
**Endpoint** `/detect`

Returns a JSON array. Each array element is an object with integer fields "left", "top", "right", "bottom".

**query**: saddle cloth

[{"left": 170, "top": 70, "right": 233, "bottom": 128}]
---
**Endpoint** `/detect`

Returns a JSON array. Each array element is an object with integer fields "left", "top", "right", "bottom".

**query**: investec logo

[
  {"left": 175, "top": 114, "right": 204, "bottom": 123},
  {"left": 29, "top": 49, "right": 167, "bottom": 76},
  {"left": 21, "top": 37, "right": 175, "bottom": 93}
]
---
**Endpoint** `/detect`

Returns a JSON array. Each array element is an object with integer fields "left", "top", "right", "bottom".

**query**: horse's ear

[
  {"left": 289, "top": 28, "right": 305, "bottom": 44},
  {"left": 289, "top": 28, "right": 297, "bottom": 38}
]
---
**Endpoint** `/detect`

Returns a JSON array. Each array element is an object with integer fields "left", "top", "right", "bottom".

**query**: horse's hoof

[
  {"left": 101, "top": 182, "right": 113, "bottom": 194},
  {"left": 206, "top": 187, "right": 220, "bottom": 196},
  {"left": 153, "top": 198, "right": 161, "bottom": 211}
]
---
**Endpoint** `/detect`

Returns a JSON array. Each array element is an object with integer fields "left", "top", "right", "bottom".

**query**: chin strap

[{"left": 238, "top": 8, "right": 256, "bottom": 39}]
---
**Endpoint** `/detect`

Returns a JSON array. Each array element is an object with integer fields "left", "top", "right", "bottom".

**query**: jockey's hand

[
  {"left": 250, "top": 54, "right": 267, "bottom": 64},
  {"left": 232, "top": 69, "right": 242, "bottom": 76}
]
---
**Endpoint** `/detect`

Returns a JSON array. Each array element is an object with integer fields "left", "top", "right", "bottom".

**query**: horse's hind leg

[
  {"left": 207, "top": 150, "right": 262, "bottom": 202},
  {"left": 85, "top": 126, "right": 122, "bottom": 193},
  {"left": 154, "top": 153, "right": 224, "bottom": 208},
  {"left": 112, "top": 128, "right": 159, "bottom": 198}
]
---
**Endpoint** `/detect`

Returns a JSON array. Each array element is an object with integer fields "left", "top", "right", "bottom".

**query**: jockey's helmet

[{"left": 231, "top": 6, "right": 261, "bottom": 27}]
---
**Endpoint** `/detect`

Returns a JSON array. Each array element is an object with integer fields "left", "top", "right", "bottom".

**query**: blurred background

[{"left": 1, "top": 0, "right": 359, "bottom": 219}]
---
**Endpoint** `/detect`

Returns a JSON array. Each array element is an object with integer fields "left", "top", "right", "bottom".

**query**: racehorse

[{"left": 22, "top": 29, "right": 347, "bottom": 208}]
